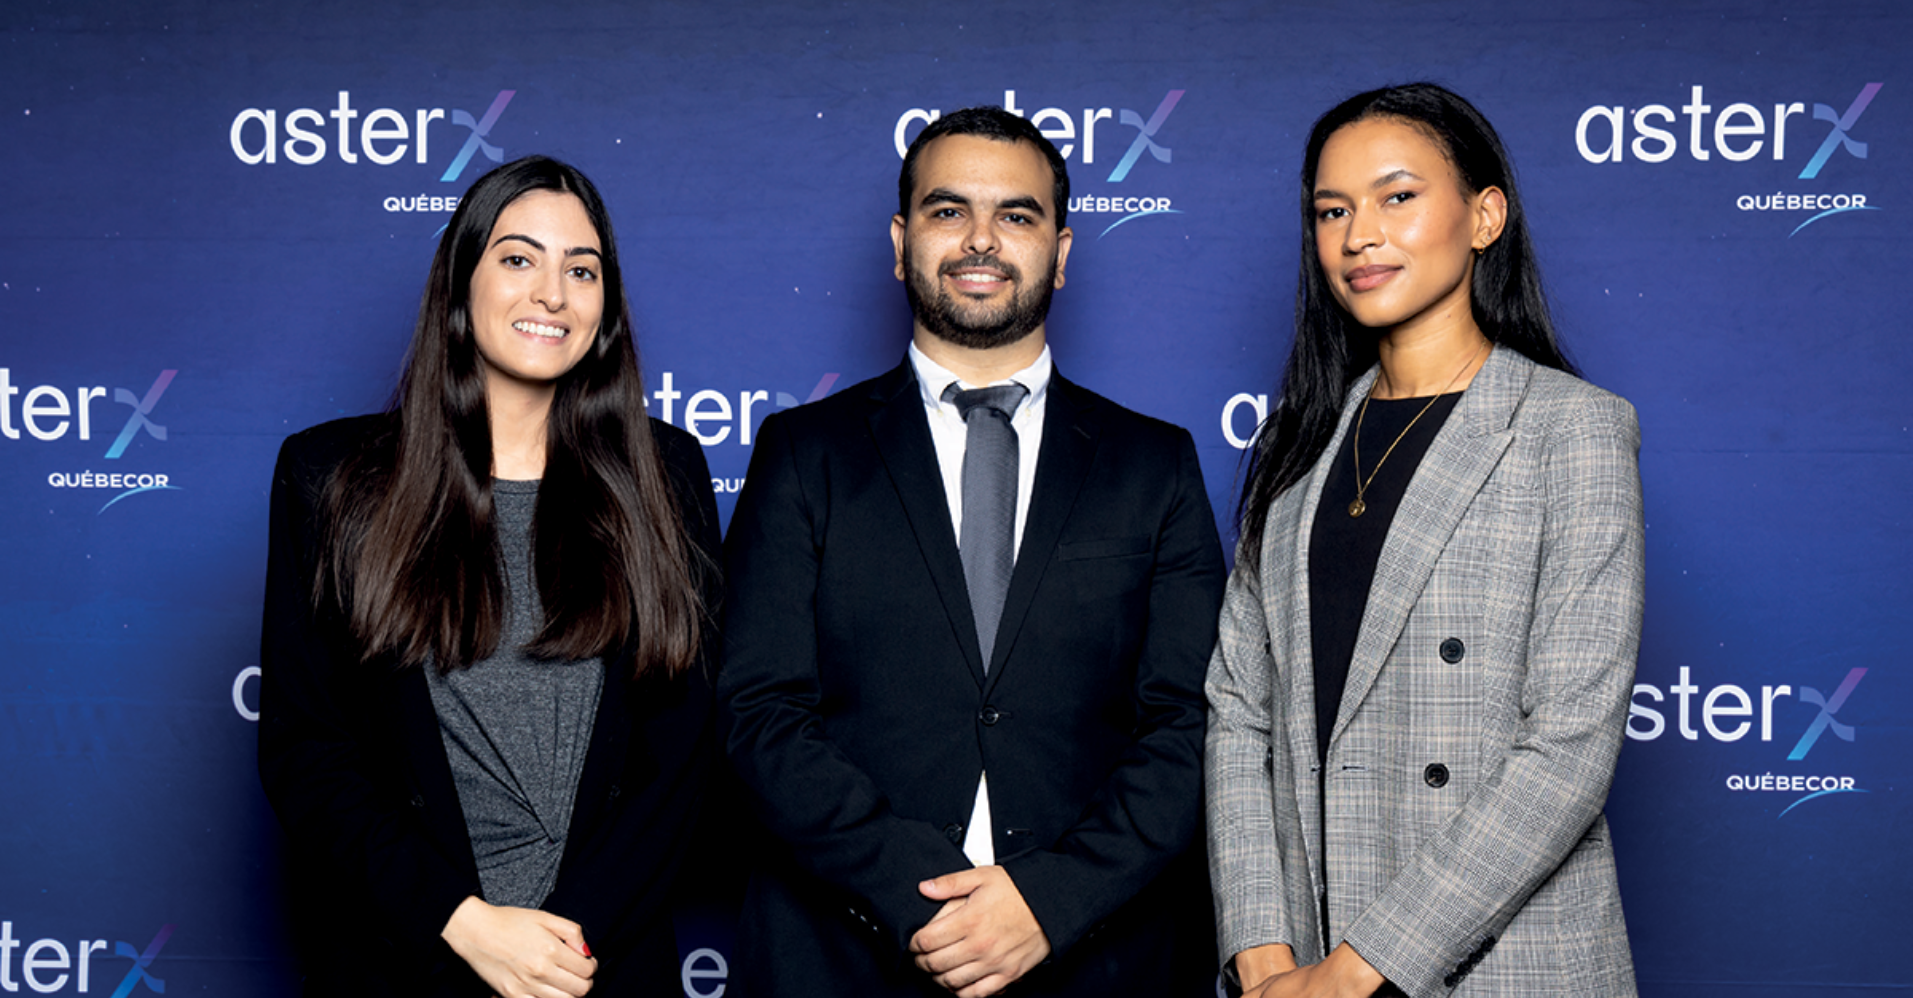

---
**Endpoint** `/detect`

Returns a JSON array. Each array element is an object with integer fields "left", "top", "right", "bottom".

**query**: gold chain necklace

[{"left": 1348, "top": 342, "right": 1487, "bottom": 518}]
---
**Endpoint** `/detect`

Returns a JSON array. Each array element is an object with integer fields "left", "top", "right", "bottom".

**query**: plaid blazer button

[
  {"left": 1424, "top": 763, "right": 1450, "bottom": 788},
  {"left": 1439, "top": 637, "right": 1465, "bottom": 663}
]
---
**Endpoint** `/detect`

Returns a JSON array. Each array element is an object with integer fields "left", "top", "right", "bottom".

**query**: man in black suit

[{"left": 720, "top": 106, "right": 1224, "bottom": 997}]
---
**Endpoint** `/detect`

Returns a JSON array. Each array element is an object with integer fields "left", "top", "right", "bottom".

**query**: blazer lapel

[
  {"left": 1329, "top": 347, "right": 1528, "bottom": 748},
  {"left": 390, "top": 664, "right": 480, "bottom": 879},
  {"left": 1272, "top": 365, "right": 1377, "bottom": 903},
  {"left": 982, "top": 374, "right": 1099, "bottom": 693},
  {"left": 866, "top": 361, "right": 990, "bottom": 687},
  {"left": 559, "top": 653, "right": 627, "bottom": 859}
]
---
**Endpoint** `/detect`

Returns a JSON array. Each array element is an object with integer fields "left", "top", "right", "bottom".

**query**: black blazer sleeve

[{"left": 256, "top": 419, "right": 479, "bottom": 954}]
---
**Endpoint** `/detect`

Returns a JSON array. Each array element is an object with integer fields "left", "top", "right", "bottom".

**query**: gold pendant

[{"left": 1348, "top": 498, "right": 1366, "bottom": 517}]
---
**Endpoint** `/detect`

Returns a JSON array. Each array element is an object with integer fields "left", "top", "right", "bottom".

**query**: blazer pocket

[
  {"left": 1469, "top": 475, "right": 1540, "bottom": 510},
  {"left": 1056, "top": 536, "right": 1151, "bottom": 561}
]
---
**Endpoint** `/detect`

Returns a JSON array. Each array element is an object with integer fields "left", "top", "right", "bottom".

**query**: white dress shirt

[{"left": 906, "top": 340, "right": 1052, "bottom": 866}]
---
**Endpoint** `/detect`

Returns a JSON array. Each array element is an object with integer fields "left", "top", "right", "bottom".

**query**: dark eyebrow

[
  {"left": 492, "top": 233, "right": 545, "bottom": 252},
  {"left": 917, "top": 188, "right": 1048, "bottom": 219},
  {"left": 491, "top": 233, "right": 601, "bottom": 259},
  {"left": 1314, "top": 168, "right": 1425, "bottom": 201},
  {"left": 918, "top": 188, "right": 971, "bottom": 211},
  {"left": 996, "top": 195, "right": 1047, "bottom": 218},
  {"left": 1371, "top": 168, "right": 1423, "bottom": 189}
]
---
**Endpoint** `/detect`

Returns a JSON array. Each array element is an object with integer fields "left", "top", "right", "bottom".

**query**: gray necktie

[{"left": 943, "top": 382, "right": 1028, "bottom": 671}]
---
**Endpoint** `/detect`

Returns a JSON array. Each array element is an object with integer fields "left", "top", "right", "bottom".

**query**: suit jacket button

[
  {"left": 1439, "top": 637, "right": 1465, "bottom": 663},
  {"left": 1424, "top": 763, "right": 1450, "bottom": 788},
  {"left": 979, "top": 706, "right": 1001, "bottom": 725},
  {"left": 944, "top": 822, "right": 965, "bottom": 844},
  {"left": 409, "top": 794, "right": 426, "bottom": 808}
]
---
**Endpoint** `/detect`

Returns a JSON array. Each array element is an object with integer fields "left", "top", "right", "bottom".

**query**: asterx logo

[
  {"left": 1087, "top": 89, "right": 1188, "bottom": 237},
  {"left": 891, "top": 89, "right": 1190, "bottom": 238},
  {"left": 11, "top": 366, "right": 184, "bottom": 511},
  {"left": 441, "top": 90, "right": 516, "bottom": 184},
  {"left": 1765, "top": 667, "right": 1867, "bottom": 818},
  {"left": 105, "top": 370, "right": 175, "bottom": 459},
  {"left": 1787, "top": 667, "right": 1867, "bottom": 760},
  {"left": 1800, "top": 83, "right": 1881, "bottom": 180},
  {"left": 109, "top": 925, "right": 171, "bottom": 998},
  {"left": 1107, "top": 90, "right": 1185, "bottom": 183}
]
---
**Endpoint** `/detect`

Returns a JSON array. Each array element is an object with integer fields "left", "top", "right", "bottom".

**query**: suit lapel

[
  {"left": 560, "top": 653, "right": 626, "bottom": 857},
  {"left": 866, "top": 362, "right": 990, "bottom": 687},
  {"left": 983, "top": 374, "right": 1099, "bottom": 692},
  {"left": 390, "top": 664, "right": 480, "bottom": 879},
  {"left": 1271, "top": 366, "right": 1376, "bottom": 903},
  {"left": 1329, "top": 347, "right": 1528, "bottom": 747}
]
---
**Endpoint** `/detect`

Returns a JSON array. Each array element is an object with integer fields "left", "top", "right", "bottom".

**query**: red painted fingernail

[{"left": 582, "top": 942, "right": 592, "bottom": 957}]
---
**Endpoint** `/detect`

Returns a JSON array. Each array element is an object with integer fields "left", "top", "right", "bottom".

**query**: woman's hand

[
  {"left": 1235, "top": 943, "right": 1299, "bottom": 992},
  {"left": 1243, "top": 943, "right": 1385, "bottom": 998},
  {"left": 441, "top": 896, "right": 597, "bottom": 998}
]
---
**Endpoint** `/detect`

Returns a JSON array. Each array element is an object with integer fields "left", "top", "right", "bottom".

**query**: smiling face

[
  {"left": 1312, "top": 117, "right": 1504, "bottom": 338},
  {"left": 891, "top": 133, "right": 1072, "bottom": 351},
  {"left": 466, "top": 189, "right": 604, "bottom": 402}
]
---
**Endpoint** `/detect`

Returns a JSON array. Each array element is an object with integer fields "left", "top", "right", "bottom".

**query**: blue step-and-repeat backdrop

[{"left": 3, "top": 1, "right": 1906, "bottom": 994}]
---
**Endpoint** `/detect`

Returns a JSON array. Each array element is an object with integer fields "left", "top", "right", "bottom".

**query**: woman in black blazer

[{"left": 259, "top": 156, "right": 719, "bottom": 998}]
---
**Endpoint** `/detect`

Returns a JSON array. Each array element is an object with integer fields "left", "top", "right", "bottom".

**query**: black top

[{"left": 1309, "top": 392, "right": 1462, "bottom": 763}]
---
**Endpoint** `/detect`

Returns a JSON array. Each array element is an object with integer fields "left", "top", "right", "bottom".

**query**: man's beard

[{"left": 904, "top": 248, "right": 1056, "bottom": 351}]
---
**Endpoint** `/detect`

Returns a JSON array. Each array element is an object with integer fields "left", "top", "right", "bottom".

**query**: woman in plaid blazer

[{"left": 1205, "top": 84, "right": 1643, "bottom": 998}]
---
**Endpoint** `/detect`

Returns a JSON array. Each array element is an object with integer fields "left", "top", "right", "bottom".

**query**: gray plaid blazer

[{"left": 1205, "top": 347, "right": 1643, "bottom": 997}]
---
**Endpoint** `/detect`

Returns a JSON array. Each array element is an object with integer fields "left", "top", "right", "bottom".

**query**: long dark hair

[
  {"left": 319, "top": 155, "right": 704, "bottom": 677},
  {"left": 1236, "top": 82, "right": 1577, "bottom": 565}
]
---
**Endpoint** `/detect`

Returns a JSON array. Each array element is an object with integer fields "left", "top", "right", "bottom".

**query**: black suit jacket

[
  {"left": 720, "top": 361, "right": 1225, "bottom": 996},
  {"left": 257, "top": 414, "right": 721, "bottom": 997}
]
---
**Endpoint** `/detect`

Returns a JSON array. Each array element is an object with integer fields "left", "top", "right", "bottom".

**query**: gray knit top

[{"left": 425, "top": 479, "right": 604, "bottom": 909}]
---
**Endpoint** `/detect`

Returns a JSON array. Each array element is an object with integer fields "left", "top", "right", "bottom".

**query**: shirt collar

[{"left": 908, "top": 340, "right": 1053, "bottom": 418}]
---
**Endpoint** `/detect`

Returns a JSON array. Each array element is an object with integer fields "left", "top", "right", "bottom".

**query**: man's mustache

[{"left": 939, "top": 255, "right": 1021, "bottom": 281}]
